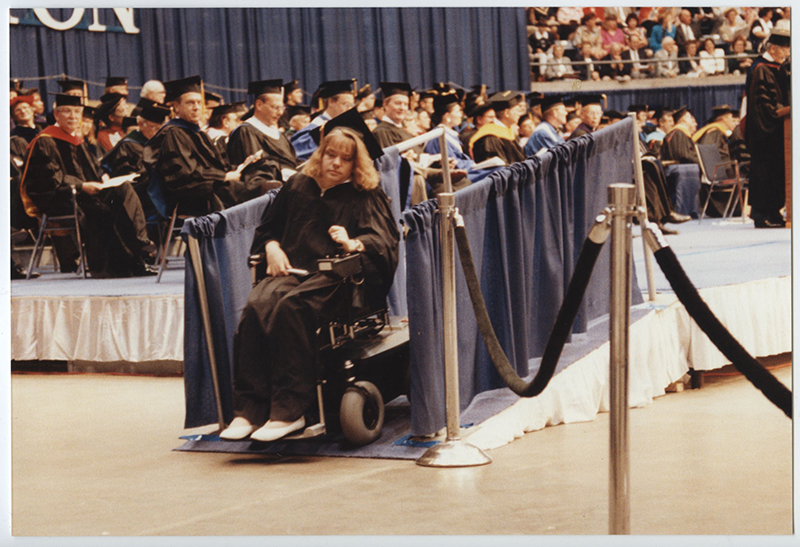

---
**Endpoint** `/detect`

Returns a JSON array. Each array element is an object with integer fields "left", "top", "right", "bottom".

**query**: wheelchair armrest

[
  {"left": 317, "top": 253, "right": 362, "bottom": 279},
  {"left": 249, "top": 253, "right": 266, "bottom": 286}
]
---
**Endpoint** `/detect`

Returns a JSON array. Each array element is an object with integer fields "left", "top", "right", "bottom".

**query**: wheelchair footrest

[{"left": 283, "top": 422, "right": 326, "bottom": 441}]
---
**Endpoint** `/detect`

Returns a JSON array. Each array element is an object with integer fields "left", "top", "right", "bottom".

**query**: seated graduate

[
  {"left": 290, "top": 79, "right": 357, "bottom": 161},
  {"left": 470, "top": 90, "right": 527, "bottom": 165},
  {"left": 660, "top": 105, "right": 699, "bottom": 164},
  {"left": 220, "top": 111, "right": 399, "bottom": 442},
  {"left": 143, "top": 75, "right": 245, "bottom": 216},
  {"left": 228, "top": 79, "right": 300, "bottom": 200},
  {"left": 21, "top": 93, "right": 156, "bottom": 277},
  {"left": 524, "top": 95, "right": 567, "bottom": 156}
]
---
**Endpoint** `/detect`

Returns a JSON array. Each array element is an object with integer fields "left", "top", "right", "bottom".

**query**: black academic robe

[
  {"left": 278, "top": 104, "right": 307, "bottom": 132},
  {"left": 472, "top": 134, "right": 526, "bottom": 165},
  {"left": 661, "top": 128, "right": 699, "bottom": 164},
  {"left": 101, "top": 130, "right": 156, "bottom": 218},
  {"left": 233, "top": 173, "right": 399, "bottom": 425},
  {"left": 143, "top": 118, "right": 243, "bottom": 216},
  {"left": 745, "top": 56, "right": 790, "bottom": 222},
  {"left": 22, "top": 127, "right": 150, "bottom": 277},
  {"left": 372, "top": 121, "right": 420, "bottom": 208},
  {"left": 568, "top": 122, "right": 594, "bottom": 140},
  {"left": 10, "top": 124, "right": 41, "bottom": 144},
  {"left": 10, "top": 136, "right": 37, "bottom": 231},
  {"left": 227, "top": 122, "right": 298, "bottom": 200}
]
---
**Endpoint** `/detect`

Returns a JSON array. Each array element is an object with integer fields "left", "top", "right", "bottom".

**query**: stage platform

[{"left": 10, "top": 218, "right": 791, "bottom": 453}]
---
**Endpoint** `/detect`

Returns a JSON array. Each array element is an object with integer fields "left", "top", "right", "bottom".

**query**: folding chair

[
  {"left": 25, "top": 187, "right": 87, "bottom": 280},
  {"left": 694, "top": 143, "right": 748, "bottom": 223},
  {"left": 147, "top": 172, "right": 190, "bottom": 283}
]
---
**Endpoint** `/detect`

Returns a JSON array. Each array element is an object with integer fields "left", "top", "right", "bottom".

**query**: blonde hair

[{"left": 302, "top": 127, "right": 380, "bottom": 191}]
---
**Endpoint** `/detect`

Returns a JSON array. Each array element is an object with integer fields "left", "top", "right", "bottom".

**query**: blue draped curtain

[
  {"left": 10, "top": 8, "right": 529, "bottom": 104},
  {"left": 402, "top": 119, "right": 644, "bottom": 435}
]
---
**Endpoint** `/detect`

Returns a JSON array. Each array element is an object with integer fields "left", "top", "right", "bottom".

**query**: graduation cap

[
  {"left": 288, "top": 104, "right": 312, "bottom": 117},
  {"left": 767, "top": 27, "right": 790, "bottom": 47},
  {"left": 94, "top": 93, "right": 126, "bottom": 123},
  {"left": 562, "top": 95, "right": 582, "bottom": 109},
  {"left": 418, "top": 89, "right": 437, "bottom": 100},
  {"left": 130, "top": 97, "right": 157, "bottom": 118},
  {"left": 465, "top": 95, "right": 493, "bottom": 118},
  {"left": 317, "top": 79, "right": 357, "bottom": 100},
  {"left": 710, "top": 104, "right": 735, "bottom": 120},
  {"left": 211, "top": 101, "right": 246, "bottom": 117},
  {"left": 433, "top": 92, "right": 460, "bottom": 114},
  {"left": 10, "top": 95, "right": 33, "bottom": 108},
  {"left": 122, "top": 116, "right": 138, "bottom": 130},
  {"left": 579, "top": 94, "right": 604, "bottom": 107},
  {"left": 10, "top": 79, "right": 21, "bottom": 92},
  {"left": 283, "top": 79, "right": 301, "bottom": 94},
  {"left": 82, "top": 105, "right": 96, "bottom": 120},
  {"left": 248, "top": 79, "right": 283, "bottom": 98},
  {"left": 653, "top": 106, "right": 673, "bottom": 120},
  {"left": 356, "top": 84, "right": 373, "bottom": 101},
  {"left": 671, "top": 105, "right": 690, "bottom": 124},
  {"left": 204, "top": 90, "right": 223, "bottom": 104},
  {"left": 527, "top": 91, "right": 545, "bottom": 107},
  {"left": 57, "top": 78, "right": 85, "bottom": 94},
  {"left": 379, "top": 81, "right": 413, "bottom": 99},
  {"left": 164, "top": 75, "right": 202, "bottom": 103},
  {"left": 140, "top": 103, "right": 172, "bottom": 124},
  {"left": 628, "top": 104, "right": 650, "bottom": 113},
  {"left": 605, "top": 110, "right": 625, "bottom": 121},
  {"left": 309, "top": 107, "right": 384, "bottom": 160},
  {"left": 53, "top": 93, "right": 84, "bottom": 108},
  {"left": 487, "top": 90, "right": 524, "bottom": 111},
  {"left": 540, "top": 95, "right": 564, "bottom": 113},
  {"left": 105, "top": 76, "right": 128, "bottom": 88}
]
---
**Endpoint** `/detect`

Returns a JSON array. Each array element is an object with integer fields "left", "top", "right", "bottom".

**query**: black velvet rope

[
  {"left": 454, "top": 224, "right": 604, "bottom": 398},
  {"left": 653, "top": 246, "right": 792, "bottom": 418}
]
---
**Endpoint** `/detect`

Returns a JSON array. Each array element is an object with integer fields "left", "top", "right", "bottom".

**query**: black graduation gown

[
  {"left": 745, "top": 57, "right": 790, "bottom": 221},
  {"left": 568, "top": 122, "right": 594, "bottom": 140},
  {"left": 660, "top": 128, "right": 699, "bottom": 164},
  {"left": 10, "top": 136, "right": 38, "bottom": 231},
  {"left": 472, "top": 133, "right": 526, "bottom": 165},
  {"left": 233, "top": 173, "right": 399, "bottom": 425},
  {"left": 22, "top": 128, "right": 150, "bottom": 277},
  {"left": 227, "top": 122, "right": 298, "bottom": 201},
  {"left": 372, "top": 121, "right": 419, "bottom": 208},
  {"left": 143, "top": 118, "right": 243, "bottom": 216},
  {"left": 101, "top": 130, "right": 156, "bottom": 218}
]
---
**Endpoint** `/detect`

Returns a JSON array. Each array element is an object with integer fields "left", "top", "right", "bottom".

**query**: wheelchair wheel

[{"left": 339, "top": 381, "right": 384, "bottom": 446}]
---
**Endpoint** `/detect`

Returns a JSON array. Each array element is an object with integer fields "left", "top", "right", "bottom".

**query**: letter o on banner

[{"left": 33, "top": 8, "right": 85, "bottom": 31}]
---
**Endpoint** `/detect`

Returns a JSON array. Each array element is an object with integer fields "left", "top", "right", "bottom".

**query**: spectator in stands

[
  {"left": 624, "top": 12, "right": 647, "bottom": 43},
  {"left": 140, "top": 80, "right": 166, "bottom": 104},
  {"left": 576, "top": 41, "right": 601, "bottom": 81},
  {"left": 569, "top": 94, "right": 603, "bottom": 139},
  {"left": 661, "top": 106, "right": 699, "bottom": 164},
  {"left": 545, "top": 42, "right": 575, "bottom": 81},
  {"left": 648, "top": 9, "right": 677, "bottom": 53},
  {"left": 22, "top": 93, "right": 156, "bottom": 277},
  {"left": 674, "top": 9, "right": 698, "bottom": 54},
  {"left": 654, "top": 36, "right": 680, "bottom": 78},
  {"left": 627, "top": 32, "right": 654, "bottom": 79},
  {"left": 728, "top": 35, "right": 755, "bottom": 75},
  {"left": 748, "top": 8, "right": 774, "bottom": 53},
  {"left": 556, "top": 7, "right": 582, "bottom": 41},
  {"left": 679, "top": 40, "right": 706, "bottom": 77},
  {"left": 143, "top": 75, "right": 244, "bottom": 216},
  {"left": 699, "top": 38, "right": 726, "bottom": 76},
  {"left": 600, "top": 14, "right": 627, "bottom": 53},
  {"left": 599, "top": 42, "right": 633, "bottom": 82},
  {"left": 719, "top": 8, "right": 749, "bottom": 45},
  {"left": 530, "top": 18, "right": 557, "bottom": 81},
  {"left": 10, "top": 96, "right": 41, "bottom": 143},
  {"left": 572, "top": 13, "right": 605, "bottom": 59}
]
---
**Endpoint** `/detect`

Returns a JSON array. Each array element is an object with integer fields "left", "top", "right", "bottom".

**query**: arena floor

[{"left": 9, "top": 355, "right": 792, "bottom": 539}]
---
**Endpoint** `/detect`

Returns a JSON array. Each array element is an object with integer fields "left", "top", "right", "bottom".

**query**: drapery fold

[
  {"left": 10, "top": 8, "right": 529, "bottom": 102},
  {"left": 403, "top": 119, "right": 643, "bottom": 435}
]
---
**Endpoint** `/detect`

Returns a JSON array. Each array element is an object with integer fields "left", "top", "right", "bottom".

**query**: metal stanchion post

[
  {"left": 417, "top": 133, "right": 491, "bottom": 468},
  {"left": 608, "top": 183, "right": 635, "bottom": 534},
  {"left": 629, "top": 113, "right": 657, "bottom": 302}
]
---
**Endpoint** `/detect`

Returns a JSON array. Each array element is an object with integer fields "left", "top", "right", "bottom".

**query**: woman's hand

[
  {"left": 328, "top": 225, "right": 363, "bottom": 253},
  {"left": 265, "top": 240, "right": 292, "bottom": 276},
  {"left": 81, "top": 182, "right": 104, "bottom": 195}
]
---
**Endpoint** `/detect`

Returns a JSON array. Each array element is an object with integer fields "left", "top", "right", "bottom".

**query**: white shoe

[
  {"left": 250, "top": 416, "right": 306, "bottom": 442},
  {"left": 219, "top": 417, "right": 257, "bottom": 440}
]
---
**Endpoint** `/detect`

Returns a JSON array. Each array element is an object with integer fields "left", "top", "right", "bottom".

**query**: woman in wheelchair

[{"left": 220, "top": 124, "right": 399, "bottom": 442}]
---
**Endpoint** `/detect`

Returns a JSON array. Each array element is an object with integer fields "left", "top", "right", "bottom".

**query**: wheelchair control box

[{"left": 317, "top": 253, "right": 362, "bottom": 279}]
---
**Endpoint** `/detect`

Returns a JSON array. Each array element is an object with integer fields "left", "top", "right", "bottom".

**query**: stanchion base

[{"left": 416, "top": 439, "right": 492, "bottom": 468}]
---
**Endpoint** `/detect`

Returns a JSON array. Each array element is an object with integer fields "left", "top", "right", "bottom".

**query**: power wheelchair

[{"left": 248, "top": 251, "right": 409, "bottom": 446}]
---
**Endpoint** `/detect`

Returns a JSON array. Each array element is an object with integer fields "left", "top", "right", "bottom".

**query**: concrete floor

[{"left": 8, "top": 360, "right": 793, "bottom": 540}]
